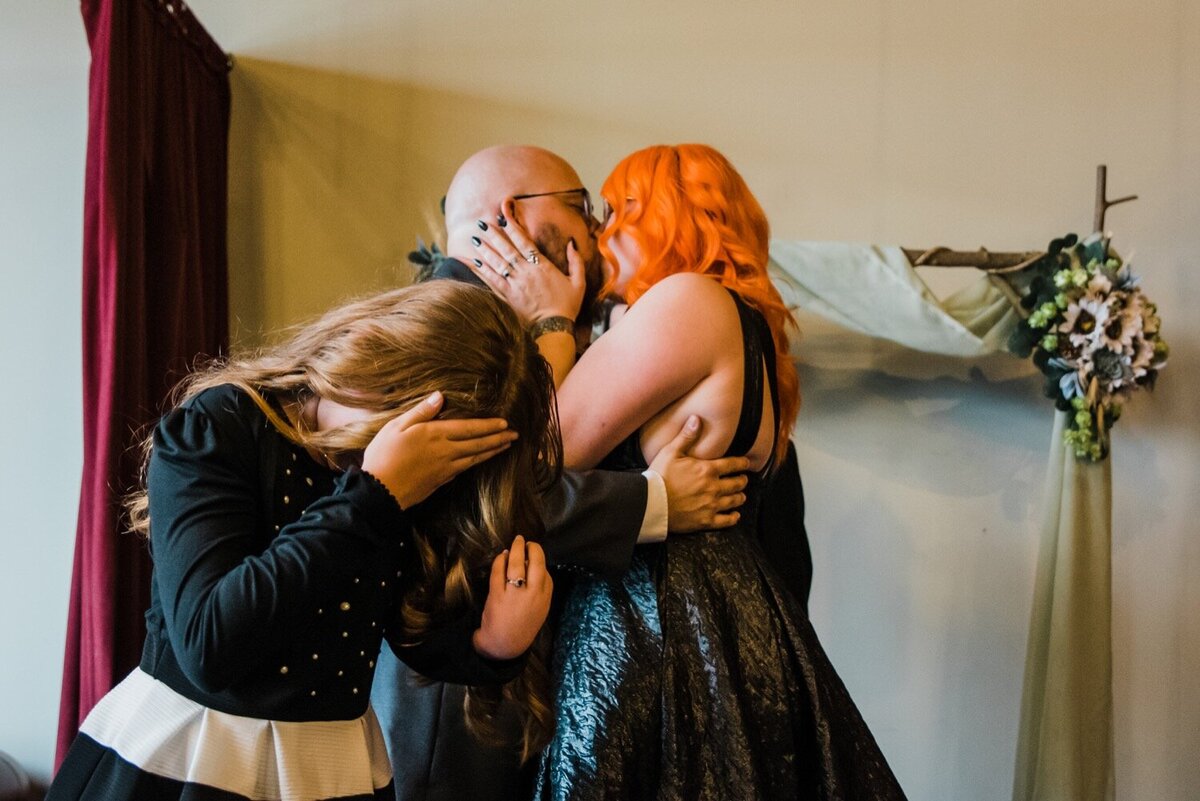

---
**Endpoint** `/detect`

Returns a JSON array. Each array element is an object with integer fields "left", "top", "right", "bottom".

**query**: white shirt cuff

[{"left": 637, "top": 468, "right": 668, "bottom": 544}]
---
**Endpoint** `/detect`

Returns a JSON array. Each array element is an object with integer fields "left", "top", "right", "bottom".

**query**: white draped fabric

[
  {"left": 767, "top": 241, "right": 1021, "bottom": 357},
  {"left": 769, "top": 241, "right": 1115, "bottom": 801}
]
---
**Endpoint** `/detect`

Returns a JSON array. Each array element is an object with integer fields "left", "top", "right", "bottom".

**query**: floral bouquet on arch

[{"left": 1009, "top": 233, "right": 1168, "bottom": 461}]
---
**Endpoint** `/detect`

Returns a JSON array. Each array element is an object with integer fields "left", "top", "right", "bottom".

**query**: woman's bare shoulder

[
  {"left": 639, "top": 272, "right": 730, "bottom": 302},
  {"left": 623, "top": 273, "right": 738, "bottom": 333}
]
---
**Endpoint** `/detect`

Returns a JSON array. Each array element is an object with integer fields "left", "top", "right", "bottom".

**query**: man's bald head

[
  {"left": 444, "top": 145, "right": 582, "bottom": 253},
  {"left": 440, "top": 145, "right": 605, "bottom": 322}
]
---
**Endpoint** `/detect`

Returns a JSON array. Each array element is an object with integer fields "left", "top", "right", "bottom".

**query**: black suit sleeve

[
  {"left": 386, "top": 613, "right": 527, "bottom": 687},
  {"left": 538, "top": 469, "right": 647, "bottom": 580},
  {"left": 757, "top": 442, "right": 814, "bottom": 613}
]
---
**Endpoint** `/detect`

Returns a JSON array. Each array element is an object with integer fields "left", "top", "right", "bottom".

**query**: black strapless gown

[{"left": 534, "top": 292, "right": 907, "bottom": 800}]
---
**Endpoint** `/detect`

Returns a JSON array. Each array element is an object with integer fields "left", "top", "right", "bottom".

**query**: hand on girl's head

[
  {"left": 360, "top": 390, "right": 517, "bottom": 510},
  {"left": 472, "top": 535, "right": 553, "bottom": 660}
]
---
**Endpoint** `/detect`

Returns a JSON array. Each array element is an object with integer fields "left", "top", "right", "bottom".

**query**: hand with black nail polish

[{"left": 466, "top": 205, "right": 587, "bottom": 327}]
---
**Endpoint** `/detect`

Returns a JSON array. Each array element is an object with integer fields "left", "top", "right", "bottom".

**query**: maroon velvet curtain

[{"left": 56, "top": 0, "right": 230, "bottom": 766}]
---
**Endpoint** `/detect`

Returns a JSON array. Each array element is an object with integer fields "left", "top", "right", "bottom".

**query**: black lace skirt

[{"left": 534, "top": 527, "right": 907, "bottom": 801}]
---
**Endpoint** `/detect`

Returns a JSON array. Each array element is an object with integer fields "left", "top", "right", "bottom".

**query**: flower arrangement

[{"left": 1009, "top": 233, "right": 1168, "bottom": 461}]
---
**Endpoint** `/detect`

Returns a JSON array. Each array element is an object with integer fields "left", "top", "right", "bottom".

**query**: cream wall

[
  {"left": 2, "top": 0, "right": 1195, "bottom": 795},
  {"left": 191, "top": 2, "right": 1198, "bottom": 798},
  {"left": 0, "top": 1, "right": 88, "bottom": 784}
]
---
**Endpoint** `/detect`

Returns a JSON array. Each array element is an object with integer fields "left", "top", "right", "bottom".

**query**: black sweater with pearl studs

[{"left": 138, "top": 383, "right": 523, "bottom": 722}]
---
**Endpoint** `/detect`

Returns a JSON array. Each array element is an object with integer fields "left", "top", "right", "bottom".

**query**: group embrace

[{"left": 50, "top": 144, "right": 907, "bottom": 800}]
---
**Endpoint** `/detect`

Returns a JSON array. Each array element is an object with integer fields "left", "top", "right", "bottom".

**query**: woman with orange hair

[{"left": 473, "top": 144, "right": 906, "bottom": 799}]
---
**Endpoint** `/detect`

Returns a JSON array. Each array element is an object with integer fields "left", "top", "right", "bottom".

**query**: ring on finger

[
  {"left": 506, "top": 578, "right": 526, "bottom": 587},
  {"left": 525, "top": 250, "right": 539, "bottom": 264}
]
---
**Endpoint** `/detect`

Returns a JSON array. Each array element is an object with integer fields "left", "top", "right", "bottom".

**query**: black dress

[
  {"left": 534, "top": 292, "right": 907, "bottom": 800},
  {"left": 48, "top": 385, "right": 523, "bottom": 801},
  {"left": 369, "top": 259, "right": 818, "bottom": 801}
]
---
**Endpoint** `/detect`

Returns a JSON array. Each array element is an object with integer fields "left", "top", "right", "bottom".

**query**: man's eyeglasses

[{"left": 510, "top": 187, "right": 594, "bottom": 223}]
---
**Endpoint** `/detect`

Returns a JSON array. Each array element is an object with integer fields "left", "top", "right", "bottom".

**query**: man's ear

[{"left": 503, "top": 197, "right": 523, "bottom": 228}]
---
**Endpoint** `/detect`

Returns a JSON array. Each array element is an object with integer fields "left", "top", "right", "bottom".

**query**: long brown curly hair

[{"left": 127, "top": 281, "right": 557, "bottom": 759}]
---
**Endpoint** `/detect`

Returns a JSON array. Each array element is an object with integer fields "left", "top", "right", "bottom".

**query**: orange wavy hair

[{"left": 598, "top": 144, "right": 799, "bottom": 463}]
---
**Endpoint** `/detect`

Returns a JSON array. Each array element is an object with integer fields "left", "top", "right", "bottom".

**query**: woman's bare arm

[{"left": 556, "top": 274, "right": 738, "bottom": 469}]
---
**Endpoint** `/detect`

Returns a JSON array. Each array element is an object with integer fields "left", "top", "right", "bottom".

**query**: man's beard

[{"left": 536, "top": 223, "right": 606, "bottom": 326}]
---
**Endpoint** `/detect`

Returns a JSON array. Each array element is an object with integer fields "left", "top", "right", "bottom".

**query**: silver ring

[
  {"left": 501, "top": 269, "right": 511, "bottom": 278},
  {"left": 506, "top": 578, "right": 526, "bottom": 587},
  {"left": 525, "top": 251, "right": 539, "bottom": 264}
]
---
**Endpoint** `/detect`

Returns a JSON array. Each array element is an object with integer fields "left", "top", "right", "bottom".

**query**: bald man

[
  {"left": 438, "top": 145, "right": 608, "bottom": 356},
  {"left": 433, "top": 146, "right": 810, "bottom": 617},
  {"left": 372, "top": 146, "right": 756, "bottom": 801}
]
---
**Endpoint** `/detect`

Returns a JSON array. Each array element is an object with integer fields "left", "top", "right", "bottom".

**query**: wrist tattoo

[{"left": 529, "top": 315, "right": 575, "bottom": 339}]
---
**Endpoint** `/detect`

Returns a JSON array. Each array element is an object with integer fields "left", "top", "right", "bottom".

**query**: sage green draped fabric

[
  {"left": 769, "top": 241, "right": 1115, "bottom": 801},
  {"left": 1013, "top": 410, "right": 1115, "bottom": 801}
]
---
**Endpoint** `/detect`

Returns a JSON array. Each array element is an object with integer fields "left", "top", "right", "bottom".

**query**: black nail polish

[
  {"left": 476, "top": 219, "right": 488, "bottom": 231},
  {"left": 472, "top": 258, "right": 483, "bottom": 267},
  {"left": 497, "top": 214, "right": 507, "bottom": 228},
  {"left": 471, "top": 236, "right": 481, "bottom": 247}
]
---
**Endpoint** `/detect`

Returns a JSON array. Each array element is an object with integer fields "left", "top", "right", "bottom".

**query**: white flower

[
  {"left": 1130, "top": 336, "right": 1155, "bottom": 376},
  {"left": 1086, "top": 273, "right": 1113, "bottom": 296},
  {"left": 1139, "top": 298, "right": 1161, "bottom": 336},
  {"left": 1099, "top": 296, "right": 1143, "bottom": 355},
  {"left": 1059, "top": 296, "right": 1110, "bottom": 348}
]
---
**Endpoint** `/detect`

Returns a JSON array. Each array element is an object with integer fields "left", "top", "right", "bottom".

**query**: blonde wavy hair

[{"left": 127, "top": 280, "right": 557, "bottom": 759}]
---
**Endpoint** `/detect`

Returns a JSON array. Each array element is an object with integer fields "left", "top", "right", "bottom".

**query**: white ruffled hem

[{"left": 80, "top": 669, "right": 392, "bottom": 801}]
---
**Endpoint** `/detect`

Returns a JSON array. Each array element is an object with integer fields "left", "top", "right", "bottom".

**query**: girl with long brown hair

[
  {"left": 472, "top": 144, "right": 907, "bottom": 799},
  {"left": 49, "top": 281, "right": 557, "bottom": 801}
]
